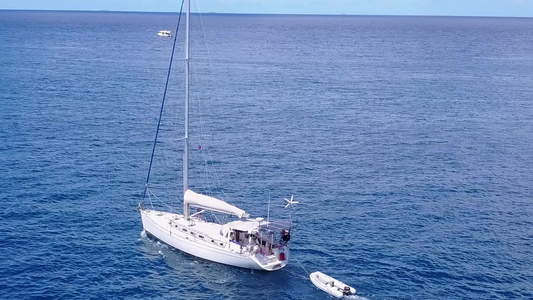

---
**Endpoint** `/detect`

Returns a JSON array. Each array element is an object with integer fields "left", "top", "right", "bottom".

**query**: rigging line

[
  {"left": 189, "top": 41, "right": 219, "bottom": 197},
  {"left": 189, "top": 68, "right": 218, "bottom": 201},
  {"left": 192, "top": 1, "right": 236, "bottom": 206},
  {"left": 147, "top": 189, "right": 154, "bottom": 210},
  {"left": 192, "top": 63, "right": 222, "bottom": 201},
  {"left": 185, "top": 0, "right": 218, "bottom": 199},
  {"left": 195, "top": 8, "right": 228, "bottom": 195},
  {"left": 148, "top": 188, "right": 174, "bottom": 211},
  {"left": 142, "top": 0, "right": 185, "bottom": 201},
  {"left": 190, "top": 61, "right": 216, "bottom": 195}
]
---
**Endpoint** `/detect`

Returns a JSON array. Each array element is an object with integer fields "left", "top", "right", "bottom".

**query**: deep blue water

[{"left": 1, "top": 10, "right": 533, "bottom": 299}]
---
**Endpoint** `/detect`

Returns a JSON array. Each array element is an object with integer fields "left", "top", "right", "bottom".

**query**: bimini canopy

[
  {"left": 184, "top": 189, "right": 249, "bottom": 219},
  {"left": 220, "top": 219, "right": 292, "bottom": 235}
]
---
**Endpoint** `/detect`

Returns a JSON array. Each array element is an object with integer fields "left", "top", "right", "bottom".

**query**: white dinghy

[{"left": 310, "top": 271, "right": 357, "bottom": 299}]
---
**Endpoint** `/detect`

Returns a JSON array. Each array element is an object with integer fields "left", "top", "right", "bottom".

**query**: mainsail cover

[{"left": 184, "top": 189, "right": 249, "bottom": 218}]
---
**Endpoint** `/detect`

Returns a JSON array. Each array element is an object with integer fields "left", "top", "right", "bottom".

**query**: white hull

[
  {"left": 157, "top": 30, "right": 171, "bottom": 37},
  {"left": 140, "top": 209, "right": 289, "bottom": 271}
]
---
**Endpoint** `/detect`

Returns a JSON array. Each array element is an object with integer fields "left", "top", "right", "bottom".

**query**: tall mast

[{"left": 183, "top": 0, "right": 190, "bottom": 216}]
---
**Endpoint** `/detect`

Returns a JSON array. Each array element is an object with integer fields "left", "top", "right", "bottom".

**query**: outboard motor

[{"left": 343, "top": 286, "right": 352, "bottom": 295}]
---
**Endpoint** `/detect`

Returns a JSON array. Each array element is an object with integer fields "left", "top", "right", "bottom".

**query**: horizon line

[{"left": 1, "top": 8, "right": 532, "bottom": 19}]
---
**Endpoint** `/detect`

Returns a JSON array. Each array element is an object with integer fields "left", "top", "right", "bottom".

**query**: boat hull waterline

[{"left": 141, "top": 209, "right": 289, "bottom": 271}]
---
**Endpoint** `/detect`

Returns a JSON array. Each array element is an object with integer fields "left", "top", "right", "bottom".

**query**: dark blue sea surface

[{"left": 1, "top": 10, "right": 532, "bottom": 299}]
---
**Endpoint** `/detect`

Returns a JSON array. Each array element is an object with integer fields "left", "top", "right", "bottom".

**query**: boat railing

[{"left": 169, "top": 219, "right": 226, "bottom": 248}]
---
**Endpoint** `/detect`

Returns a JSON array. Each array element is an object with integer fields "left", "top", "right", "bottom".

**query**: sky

[{"left": 1, "top": 0, "right": 533, "bottom": 17}]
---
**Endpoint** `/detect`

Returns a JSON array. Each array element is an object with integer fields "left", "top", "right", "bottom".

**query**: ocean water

[{"left": 1, "top": 10, "right": 532, "bottom": 299}]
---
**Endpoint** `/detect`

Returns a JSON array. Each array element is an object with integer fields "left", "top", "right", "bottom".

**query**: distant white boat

[
  {"left": 157, "top": 30, "right": 171, "bottom": 37},
  {"left": 310, "top": 271, "right": 357, "bottom": 299},
  {"left": 139, "top": 0, "right": 294, "bottom": 271}
]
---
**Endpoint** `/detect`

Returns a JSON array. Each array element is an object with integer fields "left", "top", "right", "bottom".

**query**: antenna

[{"left": 267, "top": 192, "right": 271, "bottom": 225}]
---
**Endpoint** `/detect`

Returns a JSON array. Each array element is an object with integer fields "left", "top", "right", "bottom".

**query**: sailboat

[{"left": 138, "top": 0, "right": 293, "bottom": 271}]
